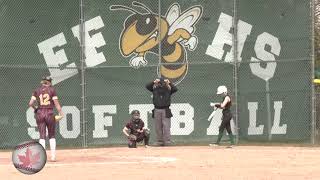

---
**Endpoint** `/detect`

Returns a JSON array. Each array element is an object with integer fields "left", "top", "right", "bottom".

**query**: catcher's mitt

[
  {"left": 54, "top": 115, "right": 63, "bottom": 122},
  {"left": 128, "top": 134, "right": 137, "bottom": 141}
]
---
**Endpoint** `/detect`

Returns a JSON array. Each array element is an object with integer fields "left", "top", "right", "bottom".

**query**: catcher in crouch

[
  {"left": 28, "top": 76, "right": 63, "bottom": 161},
  {"left": 122, "top": 110, "right": 150, "bottom": 148}
]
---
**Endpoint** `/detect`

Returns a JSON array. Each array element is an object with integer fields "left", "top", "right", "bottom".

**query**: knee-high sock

[
  {"left": 39, "top": 139, "right": 46, "bottom": 150},
  {"left": 228, "top": 134, "right": 235, "bottom": 145},
  {"left": 216, "top": 132, "right": 223, "bottom": 144},
  {"left": 49, "top": 138, "right": 56, "bottom": 159}
]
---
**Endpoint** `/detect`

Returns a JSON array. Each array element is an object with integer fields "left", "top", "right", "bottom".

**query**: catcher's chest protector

[
  {"left": 133, "top": 123, "right": 139, "bottom": 129},
  {"left": 130, "top": 120, "right": 143, "bottom": 130}
]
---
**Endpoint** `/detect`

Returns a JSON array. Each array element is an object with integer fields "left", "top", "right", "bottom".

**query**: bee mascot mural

[{"left": 110, "top": 1, "right": 203, "bottom": 85}]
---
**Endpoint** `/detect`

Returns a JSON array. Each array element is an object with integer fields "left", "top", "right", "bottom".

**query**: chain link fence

[
  {"left": 316, "top": 85, "right": 320, "bottom": 142},
  {"left": 0, "top": 0, "right": 315, "bottom": 149}
]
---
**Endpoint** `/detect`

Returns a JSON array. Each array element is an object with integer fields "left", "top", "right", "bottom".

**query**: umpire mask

[{"left": 158, "top": 77, "right": 166, "bottom": 88}]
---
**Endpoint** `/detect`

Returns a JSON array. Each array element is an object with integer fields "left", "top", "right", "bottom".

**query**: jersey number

[{"left": 39, "top": 94, "right": 50, "bottom": 106}]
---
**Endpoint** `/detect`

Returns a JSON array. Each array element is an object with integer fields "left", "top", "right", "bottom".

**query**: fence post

[
  {"left": 233, "top": 0, "right": 239, "bottom": 144},
  {"left": 79, "top": 0, "right": 87, "bottom": 148},
  {"left": 311, "top": 0, "right": 316, "bottom": 145}
]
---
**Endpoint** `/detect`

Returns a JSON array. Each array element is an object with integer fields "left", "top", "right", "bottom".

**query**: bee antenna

[
  {"left": 109, "top": 5, "right": 140, "bottom": 14},
  {"left": 132, "top": 1, "right": 153, "bottom": 14}
]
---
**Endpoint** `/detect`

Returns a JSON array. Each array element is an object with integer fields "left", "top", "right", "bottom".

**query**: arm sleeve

[{"left": 146, "top": 82, "right": 154, "bottom": 92}]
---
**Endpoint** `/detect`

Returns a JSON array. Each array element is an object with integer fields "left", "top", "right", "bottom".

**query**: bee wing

[
  {"left": 165, "top": 4, "right": 180, "bottom": 26},
  {"left": 167, "top": 6, "right": 202, "bottom": 37}
]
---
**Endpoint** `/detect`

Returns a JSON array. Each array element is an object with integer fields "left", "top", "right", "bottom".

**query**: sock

[
  {"left": 39, "top": 139, "right": 46, "bottom": 150},
  {"left": 216, "top": 132, "right": 223, "bottom": 144},
  {"left": 229, "top": 134, "right": 235, "bottom": 145},
  {"left": 49, "top": 138, "right": 56, "bottom": 160}
]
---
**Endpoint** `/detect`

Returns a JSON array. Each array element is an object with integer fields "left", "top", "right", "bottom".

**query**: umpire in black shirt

[{"left": 146, "top": 77, "right": 177, "bottom": 146}]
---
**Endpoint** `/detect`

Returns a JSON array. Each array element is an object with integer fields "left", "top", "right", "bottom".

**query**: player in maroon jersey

[
  {"left": 28, "top": 76, "right": 63, "bottom": 161},
  {"left": 123, "top": 110, "right": 150, "bottom": 148}
]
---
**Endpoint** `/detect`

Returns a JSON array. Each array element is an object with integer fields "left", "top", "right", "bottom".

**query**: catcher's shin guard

[{"left": 128, "top": 140, "right": 137, "bottom": 148}]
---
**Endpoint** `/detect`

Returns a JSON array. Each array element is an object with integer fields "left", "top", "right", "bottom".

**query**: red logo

[{"left": 18, "top": 148, "right": 40, "bottom": 168}]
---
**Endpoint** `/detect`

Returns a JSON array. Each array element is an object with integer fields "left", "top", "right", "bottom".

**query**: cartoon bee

[{"left": 110, "top": 1, "right": 202, "bottom": 85}]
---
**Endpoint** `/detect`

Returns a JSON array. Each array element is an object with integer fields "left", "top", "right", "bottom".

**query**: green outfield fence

[{"left": 0, "top": 0, "right": 316, "bottom": 149}]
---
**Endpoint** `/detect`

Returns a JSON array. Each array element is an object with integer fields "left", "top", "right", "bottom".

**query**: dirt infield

[{"left": 1, "top": 145, "right": 320, "bottom": 180}]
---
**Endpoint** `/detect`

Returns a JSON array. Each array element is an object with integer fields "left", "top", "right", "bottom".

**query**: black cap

[{"left": 131, "top": 110, "right": 140, "bottom": 115}]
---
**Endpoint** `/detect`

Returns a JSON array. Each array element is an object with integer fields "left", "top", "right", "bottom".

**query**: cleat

[
  {"left": 209, "top": 143, "right": 219, "bottom": 147},
  {"left": 152, "top": 142, "right": 164, "bottom": 147},
  {"left": 226, "top": 145, "right": 234, "bottom": 148},
  {"left": 164, "top": 141, "right": 175, "bottom": 146}
]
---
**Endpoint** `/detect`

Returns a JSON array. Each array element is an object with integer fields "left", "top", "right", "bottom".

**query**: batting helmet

[{"left": 216, "top": 85, "right": 227, "bottom": 94}]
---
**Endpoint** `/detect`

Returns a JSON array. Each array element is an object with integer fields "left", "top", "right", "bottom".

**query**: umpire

[{"left": 146, "top": 77, "right": 177, "bottom": 146}]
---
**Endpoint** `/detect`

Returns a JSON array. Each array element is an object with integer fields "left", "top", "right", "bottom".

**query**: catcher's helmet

[{"left": 131, "top": 110, "right": 140, "bottom": 115}]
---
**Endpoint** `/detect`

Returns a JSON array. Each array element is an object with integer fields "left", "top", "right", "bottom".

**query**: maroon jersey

[
  {"left": 31, "top": 85, "right": 58, "bottom": 109},
  {"left": 126, "top": 119, "right": 144, "bottom": 136}
]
